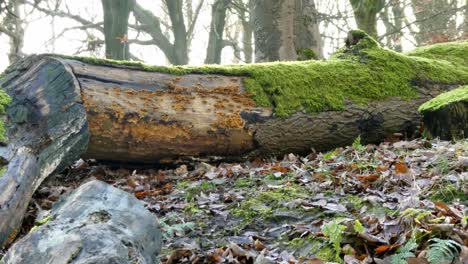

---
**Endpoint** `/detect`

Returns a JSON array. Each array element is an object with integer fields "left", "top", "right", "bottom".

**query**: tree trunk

[
  {"left": 3, "top": 0, "right": 24, "bottom": 64},
  {"left": 251, "top": 0, "right": 322, "bottom": 62},
  {"left": 294, "top": 0, "right": 323, "bottom": 59},
  {"left": 205, "top": 0, "right": 230, "bottom": 64},
  {"left": 0, "top": 37, "right": 466, "bottom": 246},
  {"left": 350, "top": 0, "right": 384, "bottom": 39},
  {"left": 101, "top": 0, "right": 132, "bottom": 60},
  {"left": 1, "top": 180, "right": 162, "bottom": 264},
  {"left": 165, "top": 0, "right": 189, "bottom": 65}
]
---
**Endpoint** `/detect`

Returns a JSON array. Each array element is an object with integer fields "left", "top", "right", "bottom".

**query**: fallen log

[
  {"left": 1, "top": 180, "right": 162, "bottom": 264},
  {"left": 419, "top": 85, "right": 468, "bottom": 140},
  {"left": 0, "top": 31, "right": 467, "bottom": 247}
]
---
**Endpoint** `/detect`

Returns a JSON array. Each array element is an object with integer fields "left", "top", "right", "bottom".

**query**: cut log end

[{"left": 419, "top": 86, "right": 468, "bottom": 140}]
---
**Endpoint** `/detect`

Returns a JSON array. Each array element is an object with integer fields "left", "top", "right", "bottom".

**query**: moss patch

[
  {"left": 418, "top": 85, "right": 468, "bottom": 112},
  {"left": 231, "top": 185, "right": 309, "bottom": 225},
  {"left": 407, "top": 41, "right": 468, "bottom": 65},
  {"left": 0, "top": 88, "right": 11, "bottom": 141},
  {"left": 46, "top": 35, "right": 468, "bottom": 117}
]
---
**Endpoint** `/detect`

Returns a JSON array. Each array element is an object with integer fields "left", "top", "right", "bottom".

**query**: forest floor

[{"left": 14, "top": 138, "right": 468, "bottom": 263}]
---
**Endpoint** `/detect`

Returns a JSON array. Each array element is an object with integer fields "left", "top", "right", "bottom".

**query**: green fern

[
  {"left": 401, "top": 208, "right": 432, "bottom": 223},
  {"left": 352, "top": 135, "right": 366, "bottom": 152},
  {"left": 322, "top": 220, "right": 346, "bottom": 262},
  {"left": 390, "top": 236, "right": 418, "bottom": 264},
  {"left": 427, "top": 238, "right": 461, "bottom": 264}
]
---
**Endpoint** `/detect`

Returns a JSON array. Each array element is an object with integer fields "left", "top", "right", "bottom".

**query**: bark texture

[
  {"left": 350, "top": 0, "right": 384, "bottom": 39},
  {"left": 205, "top": 0, "right": 231, "bottom": 64},
  {"left": 0, "top": 56, "right": 89, "bottom": 248},
  {"left": 251, "top": 0, "right": 322, "bottom": 62},
  {"left": 102, "top": 0, "right": 132, "bottom": 60},
  {"left": 1, "top": 180, "right": 162, "bottom": 264},
  {"left": 421, "top": 101, "right": 467, "bottom": 140}
]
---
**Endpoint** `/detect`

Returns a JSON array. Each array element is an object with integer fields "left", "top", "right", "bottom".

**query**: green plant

[
  {"left": 323, "top": 149, "right": 340, "bottom": 160},
  {"left": 401, "top": 208, "right": 433, "bottom": 223},
  {"left": 353, "top": 219, "right": 364, "bottom": 233},
  {"left": 426, "top": 238, "right": 461, "bottom": 264},
  {"left": 159, "top": 213, "right": 195, "bottom": 240},
  {"left": 390, "top": 236, "right": 418, "bottom": 264},
  {"left": 352, "top": 135, "right": 366, "bottom": 152},
  {"left": 321, "top": 220, "right": 346, "bottom": 262}
]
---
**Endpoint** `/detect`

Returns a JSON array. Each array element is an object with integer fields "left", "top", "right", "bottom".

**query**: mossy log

[
  {"left": 0, "top": 34, "right": 467, "bottom": 247},
  {"left": 419, "top": 86, "right": 468, "bottom": 140}
]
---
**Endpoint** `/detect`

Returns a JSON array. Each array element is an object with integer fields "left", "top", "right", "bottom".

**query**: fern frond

[
  {"left": 321, "top": 220, "right": 346, "bottom": 261},
  {"left": 390, "top": 236, "right": 418, "bottom": 264},
  {"left": 427, "top": 238, "right": 461, "bottom": 264}
]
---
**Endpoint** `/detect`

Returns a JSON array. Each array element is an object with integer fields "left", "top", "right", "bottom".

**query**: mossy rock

[
  {"left": 419, "top": 86, "right": 468, "bottom": 140},
  {"left": 45, "top": 32, "right": 468, "bottom": 117}
]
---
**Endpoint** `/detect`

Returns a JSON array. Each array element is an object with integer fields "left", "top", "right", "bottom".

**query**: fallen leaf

[{"left": 395, "top": 162, "right": 408, "bottom": 174}]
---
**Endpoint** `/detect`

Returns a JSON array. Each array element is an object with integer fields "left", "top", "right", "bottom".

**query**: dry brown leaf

[
  {"left": 395, "top": 162, "right": 408, "bottom": 174},
  {"left": 375, "top": 244, "right": 401, "bottom": 254}
]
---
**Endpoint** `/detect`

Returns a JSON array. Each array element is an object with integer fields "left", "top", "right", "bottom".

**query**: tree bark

[
  {"left": 1, "top": 180, "right": 162, "bottom": 264},
  {"left": 0, "top": 56, "right": 89, "bottom": 248},
  {"left": 350, "top": 0, "right": 384, "bottom": 39},
  {"left": 101, "top": 0, "right": 132, "bottom": 60},
  {"left": 205, "top": 0, "right": 230, "bottom": 64},
  {"left": 251, "top": 0, "right": 322, "bottom": 62},
  {"left": 1, "top": 0, "right": 24, "bottom": 64},
  {"left": 294, "top": 0, "right": 323, "bottom": 59}
]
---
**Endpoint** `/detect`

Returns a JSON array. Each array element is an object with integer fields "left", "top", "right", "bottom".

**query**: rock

[{"left": 1, "top": 180, "right": 162, "bottom": 264}]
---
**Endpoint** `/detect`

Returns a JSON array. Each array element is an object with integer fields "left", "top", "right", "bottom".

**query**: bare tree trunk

[
  {"left": 205, "top": 0, "right": 230, "bottom": 64},
  {"left": 381, "top": 0, "right": 403, "bottom": 52},
  {"left": 251, "top": 0, "right": 322, "bottom": 62},
  {"left": 294, "top": 0, "right": 323, "bottom": 59},
  {"left": 101, "top": 0, "right": 133, "bottom": 60},
  {"left": 2, "top": 0, "right": 24, "bottom": 63},
  {"left": 165, "top": 0, "right": 189, "bottom": 65},
  {"left": 350, "top": 0, "right": 384, "bottom": 39}
]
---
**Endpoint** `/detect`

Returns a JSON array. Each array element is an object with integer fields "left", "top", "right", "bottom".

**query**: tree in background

[
  {"left": 101, "top": 0, "right": 133, "bottom": 60},
  {"left": 205, "top": 0, "right": 230, "bottom": 64},
  {"left": 251, "top": 0, "right": 322, "bottom": 62},
  {"left": 410, "top": 0, "right": 461, "bottom": 45},
  {"left": 0, "top": 0, "right": 25, "bottom": 63},
  {"left": 349, "top": 0, "right": 385, "bottom": 39}
]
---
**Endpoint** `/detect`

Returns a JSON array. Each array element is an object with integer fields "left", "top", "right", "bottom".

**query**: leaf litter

[{"left": 13, "top": 138, "right": 468, "bottom": 263}]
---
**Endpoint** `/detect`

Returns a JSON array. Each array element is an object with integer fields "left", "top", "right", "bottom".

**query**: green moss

[
  {"left": 286, "top": 235, "right": 337, "bottom": 261},
  {"left": 0, "top": 166, "right": 6, "bottom": 177},
  {"left": 47, "top": 36, "right": 467, "bottom": 117},
  {"left": 407, "top": 41, "right": 468, "bottom": 65},
  {"left": 297, "top": 48, "right": 317, "bottom": 60},
  {"left": 232, "top": 185, "right": 309, "bottom": 225},
  {"left": 345, "top": 195, "right": 364, "bottom": 210},
  {"left": 30, "top": 215, "right": 52, "bottom": 233},
  {"left": 176, "top": 180, "right": 190, "bottom": 189},
  {"left": 183, "top": 202, "right": 202, "bottom": 215},
  {"left": 234, "top": 177, "right": 255, "bottom": 188},
  {"left": 418, "top": 85, "right": 468, "bottom": 112},
  {"left": 430, "top": 184, "right": 467, "bottom": 203},
  {"left": 0, "top": 88, "right": 11, "bottom": 141},
  {"left": 185, "top": 181, "right": 216, "bottom": 201}
]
